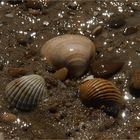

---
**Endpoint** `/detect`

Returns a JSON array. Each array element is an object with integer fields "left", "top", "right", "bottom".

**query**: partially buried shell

[
  {"left": 5, "top": 74, "right": 47, "bottom": 111},
  {"left": 41, "top": 34, "right": 96, "bottom": 77},
  {"left": 79, "top": 78, "right": 124, "bottom": 108}
]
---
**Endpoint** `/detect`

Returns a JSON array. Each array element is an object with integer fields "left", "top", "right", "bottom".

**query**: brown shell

[
  {"left": 41, "top": 34, "right": 96, "bottom": 77},
  {"left": 79, "top": 78, "right": 124, "bottom": 108}
]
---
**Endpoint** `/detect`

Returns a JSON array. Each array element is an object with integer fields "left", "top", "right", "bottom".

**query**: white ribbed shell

[{"left": 5, "top": 74, "right": 47, "bottom": 111}]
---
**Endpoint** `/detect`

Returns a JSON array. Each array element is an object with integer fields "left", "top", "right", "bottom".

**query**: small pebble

[
  {"left": 129, "top": 69, "right": 140, "bottom": 97},
  {"left": 65, "top": 102, "right": 72, "bottom": 107},
  {"left": 0, "top": 133, "right": 4, "bottom": 140},
  {"left": 91, "top": 59, "right": 124, "bottom": 78},
  {"left": 123, "top": 26, "right": 138, "bottom": 35},
  {"left": 92, "top": 25, "right": 103, "bottom": 36},
  {"left": 7, "top": 0, "right": 23, "bottom": 4},
  {"left": 16, "top": 34, "right": 32, "bottom": 46},
  {"left": 48, "top": 104, "right": 58, "bottom": 113},
  {"left": 65, "top": 131, "right": 72, "bottom": 137},
  {"left": 93, "top": 11, "right": 99, "bottom": 16},
  {"left": 82, "top": 75, "right": 94, "bottom": 82},
  {"left": 0, "top": 22, "right": 3, "bottom": 27},
  {"left": 28, "top": 8, "right": 40, "bottom": 16},
  {"left": 0, "top": 112, "right": 17, "bottom": 123},
  {"left": 25, "top": 0, "right": 42, "bottom": 9},
  {"left": 79, "top": 122, "right": 86, "bottom": 129},
  {"left": 5, "top": 13, "right": 14, "bottom": 18},
  {"left": 43, "top": 21, "right": 49, "bottom": 26},
  {"left": 7, "top": 67, "right": 31, "bottom": 77},
  {"left": 107, "top": 47, "right": 113, "bottom": 52},
  {"left": 67, "top": 1, "right": 78, "bottom": 10},
  {"left": 52, "top": 67, "right": 68, "bottom": 81},
  {"left": 108, "top": 16, "right": 126, "bottom": 29},
  {"left": 0, "top": 64, "right": 3, "bottom": 71},
  {"left": 67, "top": 11, "right": 76, "bottom": 16},
  {"left": 24, "top": 49, "right": 37, "bottom": 59}
]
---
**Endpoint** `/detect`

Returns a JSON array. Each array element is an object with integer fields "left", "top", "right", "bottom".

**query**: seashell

[
  {"left": 52, "top": 67, "right": 68, "bottom": 81},
  {"left": 5, "top": 74, "right": 47, "bottom": 111},
  {"left": 0, "top": 111, "right": 17, "bottom": 123},
  {"left": 41, "top": 34, "right": 96, "bottom": 77},
  {"left": 79, "top": 78, "right": 124, "bottom": 108}
]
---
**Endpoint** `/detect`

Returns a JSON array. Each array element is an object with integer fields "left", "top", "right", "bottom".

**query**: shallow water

[{"left": 0, "top": 0, "right": 140, "bottom": 139}]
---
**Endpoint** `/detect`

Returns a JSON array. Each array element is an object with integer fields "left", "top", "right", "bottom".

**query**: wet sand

[{"left": 1, "top": 0, "right": 140, "bottom": 139}]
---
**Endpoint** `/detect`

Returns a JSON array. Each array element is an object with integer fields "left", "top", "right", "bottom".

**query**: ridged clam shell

[
  {"left": 5, "top": 74, "right": 47, "bottom": 111},
  {"left": 79, "top": 78, "right": 124, "bottom": 108},
  {"left": 41, "top": 34, "right": 96, "bottom": 77}
]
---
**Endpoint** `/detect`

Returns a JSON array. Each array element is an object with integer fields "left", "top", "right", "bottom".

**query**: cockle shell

[
  {"left": 79, "top": 78, "right": 124, "bottom": 108},
  {"left": 5, "top": 74, "right": 47, "bottom": 111},
  {"left": 41, "top": 34, "right": 96, "bottom": 77}
]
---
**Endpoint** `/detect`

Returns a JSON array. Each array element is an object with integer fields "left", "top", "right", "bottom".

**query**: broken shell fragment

[
  {"left": 5, "top": 74, "right": 47, "bottom": 111},
  {"left": 41, "top": 34, "right": 96, "bottom": 77}
]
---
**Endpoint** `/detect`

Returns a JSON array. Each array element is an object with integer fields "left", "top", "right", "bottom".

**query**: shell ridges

[
  {"left": 5, "top": 74, "right": 47, "bottom": 111},
  {"left": 79, "top": 78, "right": 124, "bottom": 108}
]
